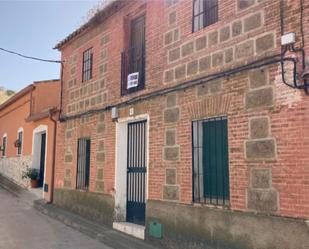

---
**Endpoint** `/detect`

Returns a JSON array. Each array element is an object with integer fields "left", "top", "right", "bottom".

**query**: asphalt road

[{"left": 0, "top": 186, "right": 112, "bottom": 249}]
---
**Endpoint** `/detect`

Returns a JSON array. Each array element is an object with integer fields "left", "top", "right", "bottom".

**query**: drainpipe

[
  {"left": 47, "top": 60, "right": 63, "bottom": 203},
  {"left": 59, "top": 62, "right": 64, "bottom": 120},
  {"left": 48, "top": 109, "right": 57, "bottom": 204}
]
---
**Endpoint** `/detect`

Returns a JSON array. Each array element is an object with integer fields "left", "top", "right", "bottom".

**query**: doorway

[
  {"left": 114, "top": 116, "right": 148, "bottom": 239},
  {"left": 32, "top": 125, "right": 48, "bottom": 196},
  {"left": 38, "top": 132, "right": 46, "bottom": 188},
  {"left": 126, "top": 120, "right": 147, "bottom": 225}
]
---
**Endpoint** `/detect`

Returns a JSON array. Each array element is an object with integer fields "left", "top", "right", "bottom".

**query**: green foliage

[
  {"left": 22, "top": 168, "right": 39, "bottom": 180},
  {"left": 5, "top": 90, "right": 15, "bottom": 96},
  {"left": 0, "top": 87, "right": 15, "bottom": 104}
]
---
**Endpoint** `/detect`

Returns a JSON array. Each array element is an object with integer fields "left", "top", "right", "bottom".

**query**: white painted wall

[
  {"left": 115, "top": 121, "right": 128, "bottom": 221},
  {"left": 0, "top": 156, "right": 32, "bottom": 187}
]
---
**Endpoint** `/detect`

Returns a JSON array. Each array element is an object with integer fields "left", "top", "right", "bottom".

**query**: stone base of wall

[
  {"left": 0, "top": 156, "right": 32, "bottom": 188},
  {"left": 146, "top": 200, "right": 309, "bottom": 249},
  {"left": 54, "top": 189, "right": 115, "bottom": 227}
]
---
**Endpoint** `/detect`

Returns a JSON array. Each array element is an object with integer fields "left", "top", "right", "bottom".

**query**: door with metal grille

[
  {"left": 126, "top": 120, "right": 147, "bottom": 225},
  {"left": 38, "top": 133, "right": 46, "bottom": 188},
  {"left": 76, "top": 138, "right": 91, "bottom": 190}
]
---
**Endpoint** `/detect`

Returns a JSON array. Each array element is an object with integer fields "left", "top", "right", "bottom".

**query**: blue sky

[{"left": 0, "top": 0, "right": 98, "bottom": 91}]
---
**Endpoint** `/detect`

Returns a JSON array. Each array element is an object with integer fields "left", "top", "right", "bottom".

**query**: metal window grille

[
  {"left": 76, "top": 138, "right": 91, "bottom": 190},
  {"left": 192, "top": 116, "right": 230, "bottom": 206},
  {"left": 17, "top": 131, "right": 23, "bottom": 155},
  {"left": 126, "top": 120, "right": 147, "bottom": 224},
  {"left": 121, "top": 15, "right": 146, "bottom": 95},
  {"left": 2, "top": 136, "right": 6, "bottom": 157},
  {"left": 82, "top": 48, "right": 93, "bottom": 82},
  {"left": 193, "top": 0, "right": 218, "bottom": 32}
]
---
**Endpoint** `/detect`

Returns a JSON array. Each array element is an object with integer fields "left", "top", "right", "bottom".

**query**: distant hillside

[{"left": 0, "top": 87, "right": 15, "bottom": 104}]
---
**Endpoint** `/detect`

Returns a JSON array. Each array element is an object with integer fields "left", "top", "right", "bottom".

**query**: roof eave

[
  {"left": 0, "top": 84, "right": 35, "bottom": 112},
  {"left": 54, "top": 0, "right": 127, "bottom": 51}
]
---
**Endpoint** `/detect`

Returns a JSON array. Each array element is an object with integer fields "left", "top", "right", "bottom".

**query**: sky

[{"left": 0, "top": 0, "right": 99, "bottom": 91}]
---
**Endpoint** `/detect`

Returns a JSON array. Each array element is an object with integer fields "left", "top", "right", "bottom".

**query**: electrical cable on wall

[
  {"left": 0, "top": 47, "right": 62, "bottom": 64},
  {"left": 279, "top": 0, "right": 308, "bottom": 93},
  {"left": 0, "top": 46, "right": 65, "bottom": 119},
  {"left": 60, "top": 54, "right": 285, "bottom": 122}
]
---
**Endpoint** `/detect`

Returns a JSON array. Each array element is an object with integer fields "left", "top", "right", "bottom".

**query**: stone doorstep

[
  {"left": 113, "top": 222, "right": 145, "bottom": 240},
  {"left": 33, "top": 200, "right": 158, "bottom": 249}
]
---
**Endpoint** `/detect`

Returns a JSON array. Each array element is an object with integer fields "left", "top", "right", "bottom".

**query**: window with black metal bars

[
  {"left": 17, "top": 131, "right": 23, "bottom": 155},
  {"left": 76, "top": 138, "right": 91, "bottom": 190},
  {"left": 2, "top": 136, "right": 6, "bottom": 157},
  {"left": 82, "top": 48, "right": 93, "bottom": 82},
  {"left": 193, "top": 0, "right": 218, "bottom": 32},
  {"left": 192, "top": 116, "right": 230, "bottom": 206}
]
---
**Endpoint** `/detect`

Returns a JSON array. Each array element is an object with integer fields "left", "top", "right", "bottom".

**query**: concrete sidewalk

[
  {"left": 33, "top": 200, "right": 159, "bottom": 249},
  {"left": 0, "top": 174, "right": 160, "bottom": 249},
  {"left": 0, "top": 184, "right": 111, "bottom": 249}
]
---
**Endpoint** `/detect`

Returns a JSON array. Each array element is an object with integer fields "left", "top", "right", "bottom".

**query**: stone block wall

[
  {"left": 0, "top": 156, "right": 32, "bottom": 188},
  {"left": 146, "top": 200, "right": 309, "bottom": 249}
]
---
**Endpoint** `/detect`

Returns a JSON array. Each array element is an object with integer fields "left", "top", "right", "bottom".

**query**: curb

[{"left": 33, "top": 200, "right": 159, "bottom": 249}]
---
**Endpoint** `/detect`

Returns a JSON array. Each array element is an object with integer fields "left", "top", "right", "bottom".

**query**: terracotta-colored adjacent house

[
  {"left": 0, "top": 80, "right": 60, "bottom": 202},
  {"left": 53, "top": 0, "right": 309, "bottom": 248}
]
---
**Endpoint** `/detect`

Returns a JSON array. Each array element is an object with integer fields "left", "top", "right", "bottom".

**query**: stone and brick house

[
  {"left": 0, "top": 80, "right": 60, "bottom": 202},
  {"left": 53, "top": 0, "right": 309, "bottom": 248}
]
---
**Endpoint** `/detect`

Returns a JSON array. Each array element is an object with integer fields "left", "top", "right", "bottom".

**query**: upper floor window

[
  {"left": 193, "top": 0, "right": 218, "bottom": 32},
  {"left": 82, "top": 48, "right": 93, "bottom": 82},
  {"left": 2, "top": 135, "right": 7, "bottom": 157},
  {"left": 17, "top": 129, "right": 23, "bottom": 156},
  {"left": 121, "top": 14, "right": 146, "bottom": 95}
]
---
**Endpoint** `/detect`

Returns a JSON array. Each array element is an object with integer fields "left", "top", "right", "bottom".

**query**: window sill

[
  {"left": 192, "top": 200, "right": 230, "bottom": 209},
  {"left": 193, "top": 21, "right": 219, "bottom": 34},
  {"left": 75, "top": 188, "right": 89, "bottom": 192},
  {"left": 121, "top": 85, "right": 145, "bottom": 96}
]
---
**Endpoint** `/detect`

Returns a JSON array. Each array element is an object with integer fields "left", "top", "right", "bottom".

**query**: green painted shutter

[{"left": 202, "top": 117, "right": 229, "bottom": 201}]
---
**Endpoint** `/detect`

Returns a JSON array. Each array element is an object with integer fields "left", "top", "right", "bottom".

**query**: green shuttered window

[{"left": 192, "top": 116, "right": 229, "bottom": 205}]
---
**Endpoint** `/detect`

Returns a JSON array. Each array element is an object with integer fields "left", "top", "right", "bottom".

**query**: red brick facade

[{"left": 54, "top": 0, "right": 309, "bottom": 247}]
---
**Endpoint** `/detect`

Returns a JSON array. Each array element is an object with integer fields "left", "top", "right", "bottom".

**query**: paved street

[{"left": 0, "top": 186, "right": 112, "bottom": 249}]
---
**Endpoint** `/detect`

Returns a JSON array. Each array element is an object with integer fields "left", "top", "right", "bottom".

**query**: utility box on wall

[
  {"left": 149, "top": 220, "right": 163, "bottom": 239},
  {"left": 44, "top": 184, "right": 48, "bottom": 193}
]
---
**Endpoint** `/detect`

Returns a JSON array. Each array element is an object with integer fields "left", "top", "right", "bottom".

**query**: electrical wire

[
  {"left": 279, "top": 0, "right": 308, "bottom": 93},
  {"left": 0, "top": 47, "right": 62, "bottom": 63},
  {"left": 60, "top": 54, "right": 284, "bottom": 122},
  {"left": 299, "top": 0, "right": 304, "bottom": 49}
]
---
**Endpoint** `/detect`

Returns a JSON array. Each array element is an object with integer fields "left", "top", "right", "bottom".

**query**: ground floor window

[
  {"left": 192, "top": 116, "right": 229, "bottom": 205},
  {"left": 2, "top": 135, "right": 7, "bottom": 157},
  {"left": 17, "top": 129, "right": 23, "bottom": 155},
  {"left": 76, "top": 138, "right": 91, "bottom": 190}
]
